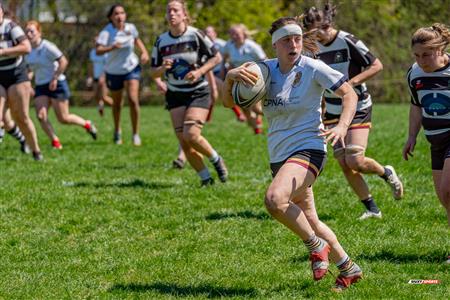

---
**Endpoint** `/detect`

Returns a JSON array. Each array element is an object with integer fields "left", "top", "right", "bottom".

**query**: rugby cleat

[
  {"left": 332, "top": 270, "right": 363, "bottom": 292},
  {"left": 20, "top": 141, "right": 31, "bottom": 154},
  {"left": 201, "top": 177, "right": 214, "bottom": 187},
  {"left": 113, "top": 131, "right": 122, "bottom": 145},
  {"left": 385, "top": 165, "right": 403, "bottom": 200},
  {"left": 358, "top": 210, "right": 382, "bottom": 220},
  {"left": 309, "top": 243, "right": 330, "bottom": 281},
  {"left": 85, "top": 121, "right": 97, "bottom": 140},
  {"left": 32, "top": 151, "right": 43, "bottom": 161},
  {"left": 172, "top": 158, "right": 186, "bottom": 169},
  {"left": 52, "top": 139, "right": 63, "bottom": 150},
  {"left": 212, "top": 156, "right": 228, "bottom": 182},
  {"left": 132, "top": 134, "right": 142, "bottom": 146}
]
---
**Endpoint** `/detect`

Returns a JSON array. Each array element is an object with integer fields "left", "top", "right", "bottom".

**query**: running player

[
  {"left": 223, "top": 16, "right": 362, "bottom": 292},
  {"left": 403, "top": 23, "right": 450, "bottom": 264},
  {"left": 205, "top": 25, "right": 245, "bottom": 122},
  {"left": 87, "top": 37, "right": 112, "bottom": 117},
  {"left": 96, "top": 4, "right": 149, "bottom": 146},
  {"left": 0, "top": 4, "right": 42, "bottom": 160},
  {"left": 150, "top": 0, "right": 228, "bottom": 186},
  {"left": 223, "top": 23, "right": 266, "bottom": 134},
  {"left": 0, "top": 85, "right": 30, "bottom": 153},
  {"left": 25, "top": 20, "right": 97, "bottom": 150},
  {"left": 303, "top": 3, "right": 403, "bottom": 219}
]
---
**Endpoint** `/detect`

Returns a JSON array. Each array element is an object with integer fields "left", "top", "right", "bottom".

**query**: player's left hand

[
  {"left": 184, "top": 70, "right": 202, "bottom": 83},
  {"left": 320, "top": 124, "right": 348, "bottom": 147},
  {"left": 49, "top": 79, "right": 57, "bottom": 91}
]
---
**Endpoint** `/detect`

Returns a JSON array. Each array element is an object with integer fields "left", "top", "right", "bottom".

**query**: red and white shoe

[
  {"left": 52, "top": 139, "right": 63, "bottom": 150},
  {"left": 309, "top": 243, "right": 330, "bottom": 281},
  {"left": 332, "top": 271, "right": 363, "bottom": 292}
]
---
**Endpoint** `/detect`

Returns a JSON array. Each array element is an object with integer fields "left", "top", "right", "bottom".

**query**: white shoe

[
  {"left": 385, "top": 165, "right": 404, "bottom": 200},
  {"left": 446, "top": 256, "right": 450, "bottom": 264},
  {"left": 132, "top": 134, "right": 141, "bottom": 146},
  {"left": 358, "top": 210, "right": 382, "bottom": 220}
]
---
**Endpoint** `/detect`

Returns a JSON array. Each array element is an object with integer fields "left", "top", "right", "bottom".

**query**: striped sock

[
  {"left": 337, "top": 256, "right": 361, "bottom": 276},
  {"left": 209, "top": 150, "right": 219, "bottom": 163},
  {"left": 7, "top": 126, "right": 25, "bottom": 143},
  {"left": 303, "top": 234, "right": 325, "bottom": 253}
]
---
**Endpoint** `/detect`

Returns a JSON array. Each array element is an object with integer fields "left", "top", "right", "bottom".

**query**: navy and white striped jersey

[
  {"left": 317, "top": 30, "right": 376, "bottom": 115},
  {"left": 0, "top": 18, "right": 27, "bottom": 71},
  {"left": 407, "top": 57, "right": 450, "bottom": 138},
  {"left": 151, "top": 26, "right": 217, "bottom": 93}
]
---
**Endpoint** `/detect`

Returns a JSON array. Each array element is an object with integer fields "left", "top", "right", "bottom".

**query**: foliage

[{"left": 0, "top": 105, "right": 449, "bottom": 298}]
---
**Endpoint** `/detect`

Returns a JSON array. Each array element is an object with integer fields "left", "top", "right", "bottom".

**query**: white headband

[{"left": 271, "top": 24, "right": 303, "bottom": 44}]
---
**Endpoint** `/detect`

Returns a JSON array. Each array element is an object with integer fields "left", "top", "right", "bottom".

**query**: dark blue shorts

[
  {"left": 105, "top": 65, "right": 141, "bottom": 91},
  {"left": 34, "top": 79, "right": 70, "bottom": 100}
]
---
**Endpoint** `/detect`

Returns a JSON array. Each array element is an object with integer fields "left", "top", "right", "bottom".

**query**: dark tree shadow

[
  {"left": 356, "top": 250, "right": 447, "bottom": 263},
  {"left": 205, "top": 210, "right": 271, "bottom": 221},
  {"left": 109, "top": 282, "right": 258, "bottom": 298},
  {"left": 70, "top": 179, "right": 172, "bottom": 189},
  {"left": 292, "top": 249, "right": 447, "bottom": 264}
]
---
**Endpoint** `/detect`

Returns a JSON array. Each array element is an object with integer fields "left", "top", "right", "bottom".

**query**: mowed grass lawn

[{"left": 0, "top": 104, "right": 448, "bottom": 299}]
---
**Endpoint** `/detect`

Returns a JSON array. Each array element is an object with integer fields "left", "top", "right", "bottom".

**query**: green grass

[{"left": 0, "top": 104, "right": 448, "bottom": 299}]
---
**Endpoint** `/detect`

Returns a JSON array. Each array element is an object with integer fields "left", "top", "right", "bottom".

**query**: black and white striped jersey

[
  {"left": 317, "top": 30, "right": 376, "bottom": 115},
  {"left": 151, "top": 26, "right": 217, "bottom": 92},
  {"left": 407, "top": 57, "right": 450, "bottom": 138},
  {"left": 0, "top": 18, "right": 27, "bottom": 71}
]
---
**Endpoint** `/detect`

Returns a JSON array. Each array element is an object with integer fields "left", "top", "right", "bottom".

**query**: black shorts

[
  {"left": 165, "top": 85, "right": 211, "bottom": 110},
  {"left": 324, "top": 106, "right": 372, "bottom": 130},
  {"left": 0, "top": 61, "right": 29, "bottom": 90},
  {"left": 270, "top": 149, "right": 327, "bottom": 178},
  {"left": 34, "top": 79, "right": 71, "bottom": 100},
  {"left": 427, "top": 131, "right": 450, "bottom": 170}
]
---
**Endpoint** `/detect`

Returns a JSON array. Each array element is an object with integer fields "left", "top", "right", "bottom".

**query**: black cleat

[
  {"left": 32, "top": 151, "right": 43, "bottom": 161},
  {"left": 201, "top": 177, "right": 214, "bottom": 187},
  {"left": 172, "top": 158, "right": 185, "bottom": 169},
  {"left": 213, "top": 156, "right": 228, "bottom": 182}
]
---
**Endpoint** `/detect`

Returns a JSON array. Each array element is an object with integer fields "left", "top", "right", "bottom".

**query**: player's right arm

[
  {"left": 403, "top": 104, "right": 422, "bottom": 161},
  {"left": 222, "top": 63, "right": 258, "bottom": 108}
]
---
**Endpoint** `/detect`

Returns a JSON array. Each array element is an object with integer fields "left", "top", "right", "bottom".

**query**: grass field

[{"left": 0, "top": 104, "right": 448, "bottom": 299}]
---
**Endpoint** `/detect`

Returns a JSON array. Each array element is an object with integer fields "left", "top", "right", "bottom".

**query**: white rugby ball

[{"left": 232, "top": 62, "right": 270, "bottom": 109}]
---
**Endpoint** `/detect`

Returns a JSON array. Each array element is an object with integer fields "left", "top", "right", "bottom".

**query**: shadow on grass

[
  {"left": 109, "top": 282, "right": 258, "bottom": 298},
  {"left": 356, "top": 250, "right": 447, "bottom": 263},
  {"left": 291, "top": 249, "right": 447, "bottom": 264},
  {"left": 70, "top": 179, "right": 172, "bottom": 189},
  {"left": 205, "top": 210, "right": 271, "bottom": 221}
]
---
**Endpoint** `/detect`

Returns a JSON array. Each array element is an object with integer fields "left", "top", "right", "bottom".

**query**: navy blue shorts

[
  {"left": 105, "top": 65, "right": 141, "bottom": 91},
  {"left": 34, "top": 79, "right": 70, "bottom": 100}
]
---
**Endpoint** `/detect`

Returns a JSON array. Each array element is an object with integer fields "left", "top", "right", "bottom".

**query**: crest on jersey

[
  {"left": 334, "top": 51, "right": 344, "bottom": 63},
  {"left": 415, "top": 80, "right": 423, "bottom": 89},
  {"left": 292, "top": 71, "right": 302, "bottom": 87}
]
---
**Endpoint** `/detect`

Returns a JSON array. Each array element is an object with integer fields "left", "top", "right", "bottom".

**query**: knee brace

[
  {"left": 184, "top": 119, "right": 205, "bottom": 129},
  {"left": 345, "top": 144, "right": 366, "bottom": 157}
]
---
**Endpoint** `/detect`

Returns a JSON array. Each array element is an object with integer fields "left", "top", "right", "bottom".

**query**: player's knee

[
  {"left": 36, "top": 110, "right": 47, "bottom": 122},
  {"left": 264, "top": 189, "right": 288, "bottom": 215},
  {"left": 345, "top": 145, "right": 366, "bottom": 171}
]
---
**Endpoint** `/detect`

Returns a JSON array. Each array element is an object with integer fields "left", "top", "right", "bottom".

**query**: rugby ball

[{"left": 232, "top": 62, "right": 270, "bottom": 108}]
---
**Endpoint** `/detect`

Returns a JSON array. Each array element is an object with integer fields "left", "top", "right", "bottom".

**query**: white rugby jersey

[
  {"left": 407, "top": 57, "right": 450, "bottom": 138},
  {"left": 223, "top": 39, "right": 266, "bottom": 68},
  {"left": 26, "top": 39, "right": 65, "bottom": 85},
  {"left": 151, "top": 26, "right": 217, "bottom": 92},
  {"left": 0, "top": 18, "right": 27, "bottom": 71},
  {"left": 262, "top": 56, "right": 346, "bottom": 163},
  {"left": 97, "top": 22, "right": 139, "bottom": 75},
  {"left": 317, "top": 30, "right": 376, "bottom": 115},
  {"left": 89, "top": 49, "right": 107, "bottom": 79}
]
